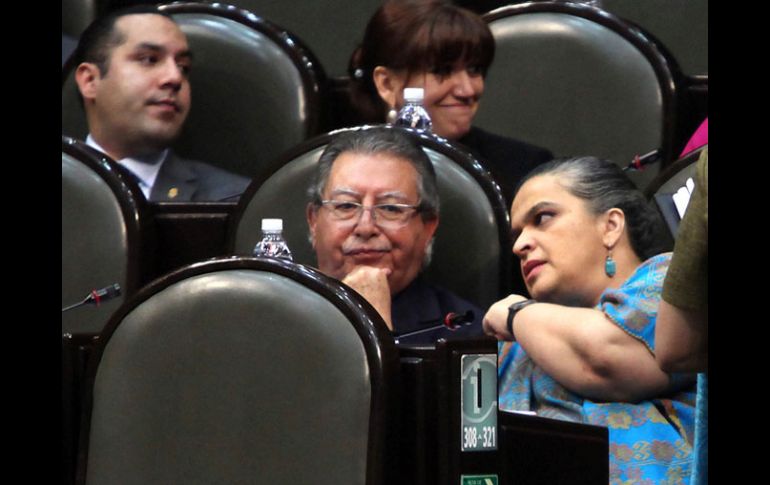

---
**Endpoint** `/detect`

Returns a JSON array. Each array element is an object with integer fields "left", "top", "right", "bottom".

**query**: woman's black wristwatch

[{"left": 506, "top": 299, "right": 537, "bottom": 340}]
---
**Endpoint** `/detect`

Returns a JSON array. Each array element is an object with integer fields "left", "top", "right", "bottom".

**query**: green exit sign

[{"left": 461, "top": 474, "right": 498, "bottom": 485}]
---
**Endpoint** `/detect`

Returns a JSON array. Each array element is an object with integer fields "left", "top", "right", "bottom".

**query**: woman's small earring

[
  {"left": 386, "top": 108, "right": 398, "bottom": 124},
  {"left": 605, "top": 252, "right": 616, "bottom": 278}
]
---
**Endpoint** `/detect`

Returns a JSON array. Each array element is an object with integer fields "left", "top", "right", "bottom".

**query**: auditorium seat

[
  {"left": 62, "top": 135, "right": 152, "bottom": 336},
  {"left": 600, "top": 0, "right": 707, "bottom": 78},
  {"left": 645, "top": 144, "right": 706, "bottom": 240},
  {"left": 458, "top": 0, "right": 707, "bottom": 78},
  {"left": 62, "top": 1, "right": 327, "bottom": 181},
  {"left": 77, "top": 257, "right": 399, "bottom": 485},
  {"left": 477, "top": 1, "right": 683, "bottom": 189},
  {"left": 228, "top": 125, "right": 515, "bottom": 309},
  {"left": 217, "top": 0, "right": 383, "bottom": 78},
  {"left": 62, "top": 0, "right": 96, "bottom": 38},
  {"left": 63, "top": 135, "right": 153, "bottom": 485},
  {"left": 599, "top": 0, "right": 708, "bottom": 153}
]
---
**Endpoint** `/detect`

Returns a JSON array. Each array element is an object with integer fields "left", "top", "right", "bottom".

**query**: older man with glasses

[{"left": 306, "top": 127, "right": 483, "bottom": 343}]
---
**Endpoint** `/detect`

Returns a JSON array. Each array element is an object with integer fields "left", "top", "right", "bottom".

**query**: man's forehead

[
  {"left": 326, "top": 151, "right": 420, "bottom": 194},
  {"left": 116, "top": 13, "right": 187, "bottom": 45},
  {"left": 329, "top": 150, "right": 419, "bottom": 176}
]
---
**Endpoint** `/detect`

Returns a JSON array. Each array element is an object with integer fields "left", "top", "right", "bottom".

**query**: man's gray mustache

[{"left": 342, "top": 243, "right": 392, "bottom": 254}]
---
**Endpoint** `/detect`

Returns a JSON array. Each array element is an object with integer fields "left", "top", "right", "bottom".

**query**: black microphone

[
  {"left": 62, "top": 284, "right": 122, "bottom": 312},
  {"left": 394, "top": 310, "right": 475, "bottom": 341},
  {"left": 623, "top": 149, "right": 662, "bottom": 172}
]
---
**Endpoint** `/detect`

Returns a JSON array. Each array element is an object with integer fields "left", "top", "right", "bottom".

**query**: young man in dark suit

[{"left": 73, "top": 6, "right": 250, "bottom": 202}]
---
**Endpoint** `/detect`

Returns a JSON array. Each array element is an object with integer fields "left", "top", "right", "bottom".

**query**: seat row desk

[
  {"left": 64, "top": 333, "right": 608, "bottom": 485},
  {"left": 63, "top": 202, "right": 608, "bottom": 485}
]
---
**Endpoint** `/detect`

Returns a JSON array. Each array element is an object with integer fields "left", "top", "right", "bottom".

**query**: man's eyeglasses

[{"left": 319, "top": 200, "right": 422, "bottom": 228}]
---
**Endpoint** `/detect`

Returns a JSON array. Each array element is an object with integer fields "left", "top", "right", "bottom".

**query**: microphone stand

[
  {"left": 62, "top": 284, "right": 122, "bottom": 312},
  {"left": 624, "top": 149, "right": 662, "bottom": 172},
  {"left": 394, "top": 310, "right": 475, "bottom": 342}
]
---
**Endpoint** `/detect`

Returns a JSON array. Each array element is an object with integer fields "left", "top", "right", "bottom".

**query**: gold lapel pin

[{"left": 168, "top": 187, "right": 179, "bottom": 199}]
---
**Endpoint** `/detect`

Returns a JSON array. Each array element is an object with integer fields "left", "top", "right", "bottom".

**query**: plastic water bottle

[
  {"left": 253, "top": 218, "right": 293, "bottom": 260},
  {"left": 394, "top": 87, "right": 432, "bottom": 132}
]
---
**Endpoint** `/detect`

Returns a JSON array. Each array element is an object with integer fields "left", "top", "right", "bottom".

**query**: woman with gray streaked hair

[{"left": 483, "top": 156, "right": 696, "bottom": 483}]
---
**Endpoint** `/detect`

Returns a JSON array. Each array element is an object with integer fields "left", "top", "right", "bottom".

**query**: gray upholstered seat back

[
  {"left": 62, "top": 153, "right": 128, "bottom": 334},
  {"left": 61, "top": 75, "right": 86, "bottom": 141},
  {"left": 601, "top": 0, "right": 707, "bottom": 76},
  {"left": 86, "top": 267, "right": 372, "bottom": 484},
  {"left": 232, "top": 146, "right": 323, "bottom": 265},
  {"left": 231, "top": 133, "right": 506, "bottom": 309},
  {"left": 478, "top": 4, "right": 677, "bottom": 188},
  {"left": 62, "top": 3, "right": 323, "bottom": 180},
  {"left": 62, "top": 0, "right": 95, "bottom": 37},
  {"left": 424, "top": 149, "right": 503, "bottom": 309},
  {"left": 218, "top": 0, "right": 385, "bottom": 77}
]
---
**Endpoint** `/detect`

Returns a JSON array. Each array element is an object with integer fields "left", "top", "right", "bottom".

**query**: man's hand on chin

[{"left": 342, "top": 266, "right": 393, "bottom": 330}]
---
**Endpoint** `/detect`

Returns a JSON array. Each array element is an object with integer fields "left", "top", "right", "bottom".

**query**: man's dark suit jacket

[{"left": 147, "top": 151, "right": 251, "bottom": 202}]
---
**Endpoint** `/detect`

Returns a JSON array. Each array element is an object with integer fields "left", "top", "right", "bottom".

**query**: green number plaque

[{"left": 460, "top": 354, "right": 498, "bottom": 451}]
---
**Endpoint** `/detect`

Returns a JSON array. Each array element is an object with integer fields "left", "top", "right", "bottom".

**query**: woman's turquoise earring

[{"left": 605, "top": 250, "right": 616, "bottom": 277}]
